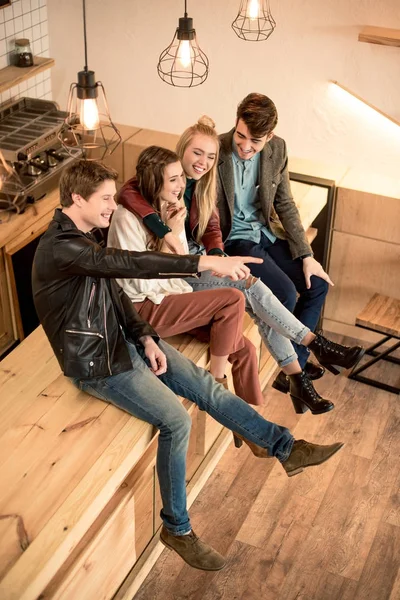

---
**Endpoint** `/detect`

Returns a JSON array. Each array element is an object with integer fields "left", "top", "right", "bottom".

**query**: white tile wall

[{"left": 0, "top": 0, "right": 51, "bottom": 106}]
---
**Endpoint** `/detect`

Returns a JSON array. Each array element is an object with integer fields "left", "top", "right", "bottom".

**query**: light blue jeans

[
  {"left": 72, "top": 339, "right": 293, "bottom": 535},
  {"left": 186, "top": 271, "right": 310, "bottom": 368}
]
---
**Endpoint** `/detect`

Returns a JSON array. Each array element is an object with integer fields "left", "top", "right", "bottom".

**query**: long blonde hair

[{"left": 176, "top": 115, "right": 219, "bottom": 243}]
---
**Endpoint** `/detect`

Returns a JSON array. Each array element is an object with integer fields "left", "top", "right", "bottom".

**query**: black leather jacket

[{"left": 32, "top": 209, "right": 200, "bottom": 379}]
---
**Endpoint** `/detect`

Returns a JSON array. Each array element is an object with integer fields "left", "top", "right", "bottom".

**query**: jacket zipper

[
  {"left": 103, "top": 289, "right": 112, "bottom": 376},
  {"left": 65, "top": 329, "right": 104, "bottom": 339},
  {"left": 157, "top": 272, "right": 198, "bottom": 277},
  {"left": 87, "top": 282, "right": 96, "bottom": 328}
]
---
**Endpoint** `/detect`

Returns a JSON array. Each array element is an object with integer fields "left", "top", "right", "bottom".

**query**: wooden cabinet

[
  {"left": 0, "top": 247, "right": 16, "bottom": 357},
  {"left": 324, "top": 179, "right": 400, "bottom": 341}
]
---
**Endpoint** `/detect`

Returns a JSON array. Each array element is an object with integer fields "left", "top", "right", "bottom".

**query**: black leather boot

[
  {"left": 272, "top": 362, "right": 325, "bottom": 394},
  {"left": 288, "top": 371, "right": 334, "bottom": 415},
  {"left": 309, "top": 331, "right": 365, "bottom": 375}
]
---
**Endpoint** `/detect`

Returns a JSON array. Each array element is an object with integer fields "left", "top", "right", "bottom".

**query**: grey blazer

[{"left": 217, "top": 129, "right": 312, "bottom": 260}]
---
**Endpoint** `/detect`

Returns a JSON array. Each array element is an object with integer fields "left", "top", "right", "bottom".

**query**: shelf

[
  {"left": 358, "top": 26, "right": 400, "bottom": 48},
  {"left": 0, "top": 56, "right": 55, "bottom": 94}
]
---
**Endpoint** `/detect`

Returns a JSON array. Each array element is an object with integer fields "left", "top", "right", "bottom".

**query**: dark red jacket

[{"left": 118, "top": 177, "right": 224, "bottom": 254}]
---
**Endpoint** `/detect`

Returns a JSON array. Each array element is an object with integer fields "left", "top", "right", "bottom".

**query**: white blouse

[{"left": 107, "top": 204, "right": 193, "bottom": 304}]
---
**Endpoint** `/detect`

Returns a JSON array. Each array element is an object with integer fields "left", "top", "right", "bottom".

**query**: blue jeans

[
  {"left": 72, "top": 340, "right": 293, "bottom": 535},
  {"left": 225, "top": 235, "right": 329, "bottom": 368},
  {"left": 185, "top": 272, "right": 310, "bottom": 368}
]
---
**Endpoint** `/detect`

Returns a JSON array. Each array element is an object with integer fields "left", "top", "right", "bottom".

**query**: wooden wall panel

[
  {"left": 335, "top": 188, "right": 400, "bottom": 244},
  {"left": 324, "top": 231, "right": 400, "bottom": 327}
]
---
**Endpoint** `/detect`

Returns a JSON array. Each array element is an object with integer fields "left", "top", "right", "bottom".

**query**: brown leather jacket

[
  {"left": 32, "top": 209, "right": 200, "bottom": 379},
  {"left": 118, "top": 177, "right": 225, "bottom": 253}
]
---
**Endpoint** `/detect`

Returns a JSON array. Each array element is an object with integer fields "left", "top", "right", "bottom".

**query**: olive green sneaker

[
  {"left": 160, "top": 526, "right": 227, "bottom": 571},
  {"left": 283, "top": 439, "right": 344, "bottom": 477}
]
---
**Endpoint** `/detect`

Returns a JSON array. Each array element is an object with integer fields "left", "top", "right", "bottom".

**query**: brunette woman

[{"left": 108, "top": 146, "right": 265, "bottom": 407}]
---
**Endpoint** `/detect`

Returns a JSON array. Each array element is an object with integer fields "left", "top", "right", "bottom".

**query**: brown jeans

[{"left": 134, "top": 288, "right": 264, "bottom": 406}]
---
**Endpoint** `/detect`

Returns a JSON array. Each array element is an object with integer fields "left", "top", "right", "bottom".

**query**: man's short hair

[
  {"left": 236, "top": 93, "right": 278, "bottom": 138},
  {"left": 59, "top": 159, "right": 118, "bottom": 207}
]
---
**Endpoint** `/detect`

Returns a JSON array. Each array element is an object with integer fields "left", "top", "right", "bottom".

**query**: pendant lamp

[
  {"left": 59, "top": 0, "right": 121, "bottom": 160},
  {"left": 232, "top": 0, "right": 276, "bottom": 42},
  {"left": 157, "top": 0, "right": 209, "bottom": 88}
]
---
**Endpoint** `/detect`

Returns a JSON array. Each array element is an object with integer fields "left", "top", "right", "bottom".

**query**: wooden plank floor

[{"left": 132, "top": 336, "right": 400, "bottom": 600}]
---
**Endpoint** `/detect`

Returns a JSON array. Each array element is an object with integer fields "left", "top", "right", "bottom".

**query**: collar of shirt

[{"left": 232, "top": 139, "right": 258, "bottom": 166}]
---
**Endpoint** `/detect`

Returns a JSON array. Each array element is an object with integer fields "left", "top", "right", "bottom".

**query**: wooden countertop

[{"left": 0, "top": 187, "right": 59, "bottom": 252}]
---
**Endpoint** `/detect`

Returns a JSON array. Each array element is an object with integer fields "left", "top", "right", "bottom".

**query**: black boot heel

[
  {"left": 290, "top": 396, "right": 309, "bottom": 414},
  {"left": 288, "top": 371, "right": 334, "bottom": 415},
  {"left": 233, "top": 434, "right": 243, "bottom": 448},
  {"left": 322, "top": 363, "right": 340, "bottom": 375},
  {"left": 309, "top": 332, "right": 365, "bottom": 375}
]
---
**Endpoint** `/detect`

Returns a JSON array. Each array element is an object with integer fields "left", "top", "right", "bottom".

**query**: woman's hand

[
  {"left": 165, "top": 205, "right": 186, "bottom": 237},
  {"left": 163, "top": 232, "right": 185, "bottom": 255}
]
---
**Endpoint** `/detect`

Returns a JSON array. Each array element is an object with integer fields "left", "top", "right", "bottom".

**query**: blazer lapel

[
  {"left": 218, "top": 130, "right": 235, "bottom": 218},
  {"left": 258, "top": 143, "right": 273, "bottom": 218}
]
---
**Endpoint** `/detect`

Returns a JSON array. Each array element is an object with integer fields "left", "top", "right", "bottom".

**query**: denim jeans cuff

[
  {"left": 279, "top": 352, "right": 298, "bottom": 368},
  {"left": 293, "top": 326, "right": 311, "bottom": 345},
  {"left": 167, "top": 527, "right": 192, "bottom": 536},
  {"left": 277, "top": 436, "right": 295, "bottom": 463}
]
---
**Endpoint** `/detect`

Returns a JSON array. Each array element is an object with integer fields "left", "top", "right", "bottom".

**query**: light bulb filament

[
  {"left": 178, "top": 40, "right": 191, "bottom": 68},
  {"left": 80, "top": 99, "right": 100, "bottom": 131},
  {"left": 247, "top": 0, "right": 260, "bottom": 20}
]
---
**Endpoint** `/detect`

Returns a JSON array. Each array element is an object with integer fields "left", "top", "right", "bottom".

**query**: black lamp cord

[
  {"left": 184, "top": 0, "right": 187, "bottom": 17},
  {"left": 82, "top": 0, "right": 88, "bottom": 72}
]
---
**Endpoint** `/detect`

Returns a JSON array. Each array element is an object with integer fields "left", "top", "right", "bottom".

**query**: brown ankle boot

[
  {"left": 282, "top": 439, "right": 344, "bottom": 477},
  {"left": 231, "top": 432, "right": 269, "bottom": 457},
  {"left": 160, "top": 526, "right": 226, "bottom": 571}
]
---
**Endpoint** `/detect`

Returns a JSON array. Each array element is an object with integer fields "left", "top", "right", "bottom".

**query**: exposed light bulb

[
  {"left": 247, "top": 0, "right": 260, "bottom": 20},
  {"left": 80, "top": 98, "right": 100, "bottom": 131},
  {"left": 178, "top": 40, "right": 191, "bottom": 68}
]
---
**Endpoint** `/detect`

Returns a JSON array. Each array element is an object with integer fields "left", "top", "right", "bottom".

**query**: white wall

[
  {"left": 0, "top": 0, "right": 51, "bottom": 104},
  {"left": 47, "top": 0, "right": 400, "bottom": 178}
]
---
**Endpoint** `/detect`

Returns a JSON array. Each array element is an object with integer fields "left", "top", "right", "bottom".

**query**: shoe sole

[
  {"left": 160, "top": 535, "right": 227, "bottom": 571},
  {"left": 285, "top": 442, "right": 344, "bottom": 477}
]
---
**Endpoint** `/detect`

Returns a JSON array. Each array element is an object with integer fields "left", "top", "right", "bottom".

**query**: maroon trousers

[{"left": 134, "top": 288, "right": 264, "bottom": 406}]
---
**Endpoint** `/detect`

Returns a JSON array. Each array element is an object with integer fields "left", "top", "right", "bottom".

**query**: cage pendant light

[
  {"left": 157, "top": 0, "right": 209, "bottom": 88},
  {"left": 59, "top": 0, "right": 121, "bottom": 160},
  {"left": 232, "top": 0, "right": 276, "bottom": 42}
]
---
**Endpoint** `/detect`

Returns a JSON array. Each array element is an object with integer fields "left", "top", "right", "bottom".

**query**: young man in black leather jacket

[{"left": 32, "top": 159, "right": 343, "bottom": 572}]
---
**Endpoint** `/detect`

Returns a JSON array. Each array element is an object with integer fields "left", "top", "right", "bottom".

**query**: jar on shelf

[{"left": 14, "top": 39, "right": 34, "bottom": 68}]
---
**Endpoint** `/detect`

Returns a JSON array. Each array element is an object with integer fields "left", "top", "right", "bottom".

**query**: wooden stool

[{"left": 349, "top": 293, "right": 400, "bottom": 394}]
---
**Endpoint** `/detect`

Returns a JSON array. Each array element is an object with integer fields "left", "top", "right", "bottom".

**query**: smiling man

[
  {"left": 217, "top": 93, "right": 334, "bottom": 392},
  {"left": 32, "top": 159, "right": 344, "bottom": 572}
]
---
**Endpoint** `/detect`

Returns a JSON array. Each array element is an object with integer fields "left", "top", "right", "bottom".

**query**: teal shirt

[{"left": 227, "top": 141, "right": 276, "bottom": 244}]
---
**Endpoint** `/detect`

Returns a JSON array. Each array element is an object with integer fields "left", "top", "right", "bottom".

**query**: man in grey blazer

[{"left": 218, "top": 93, "right": 333, "bottom": 391}]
